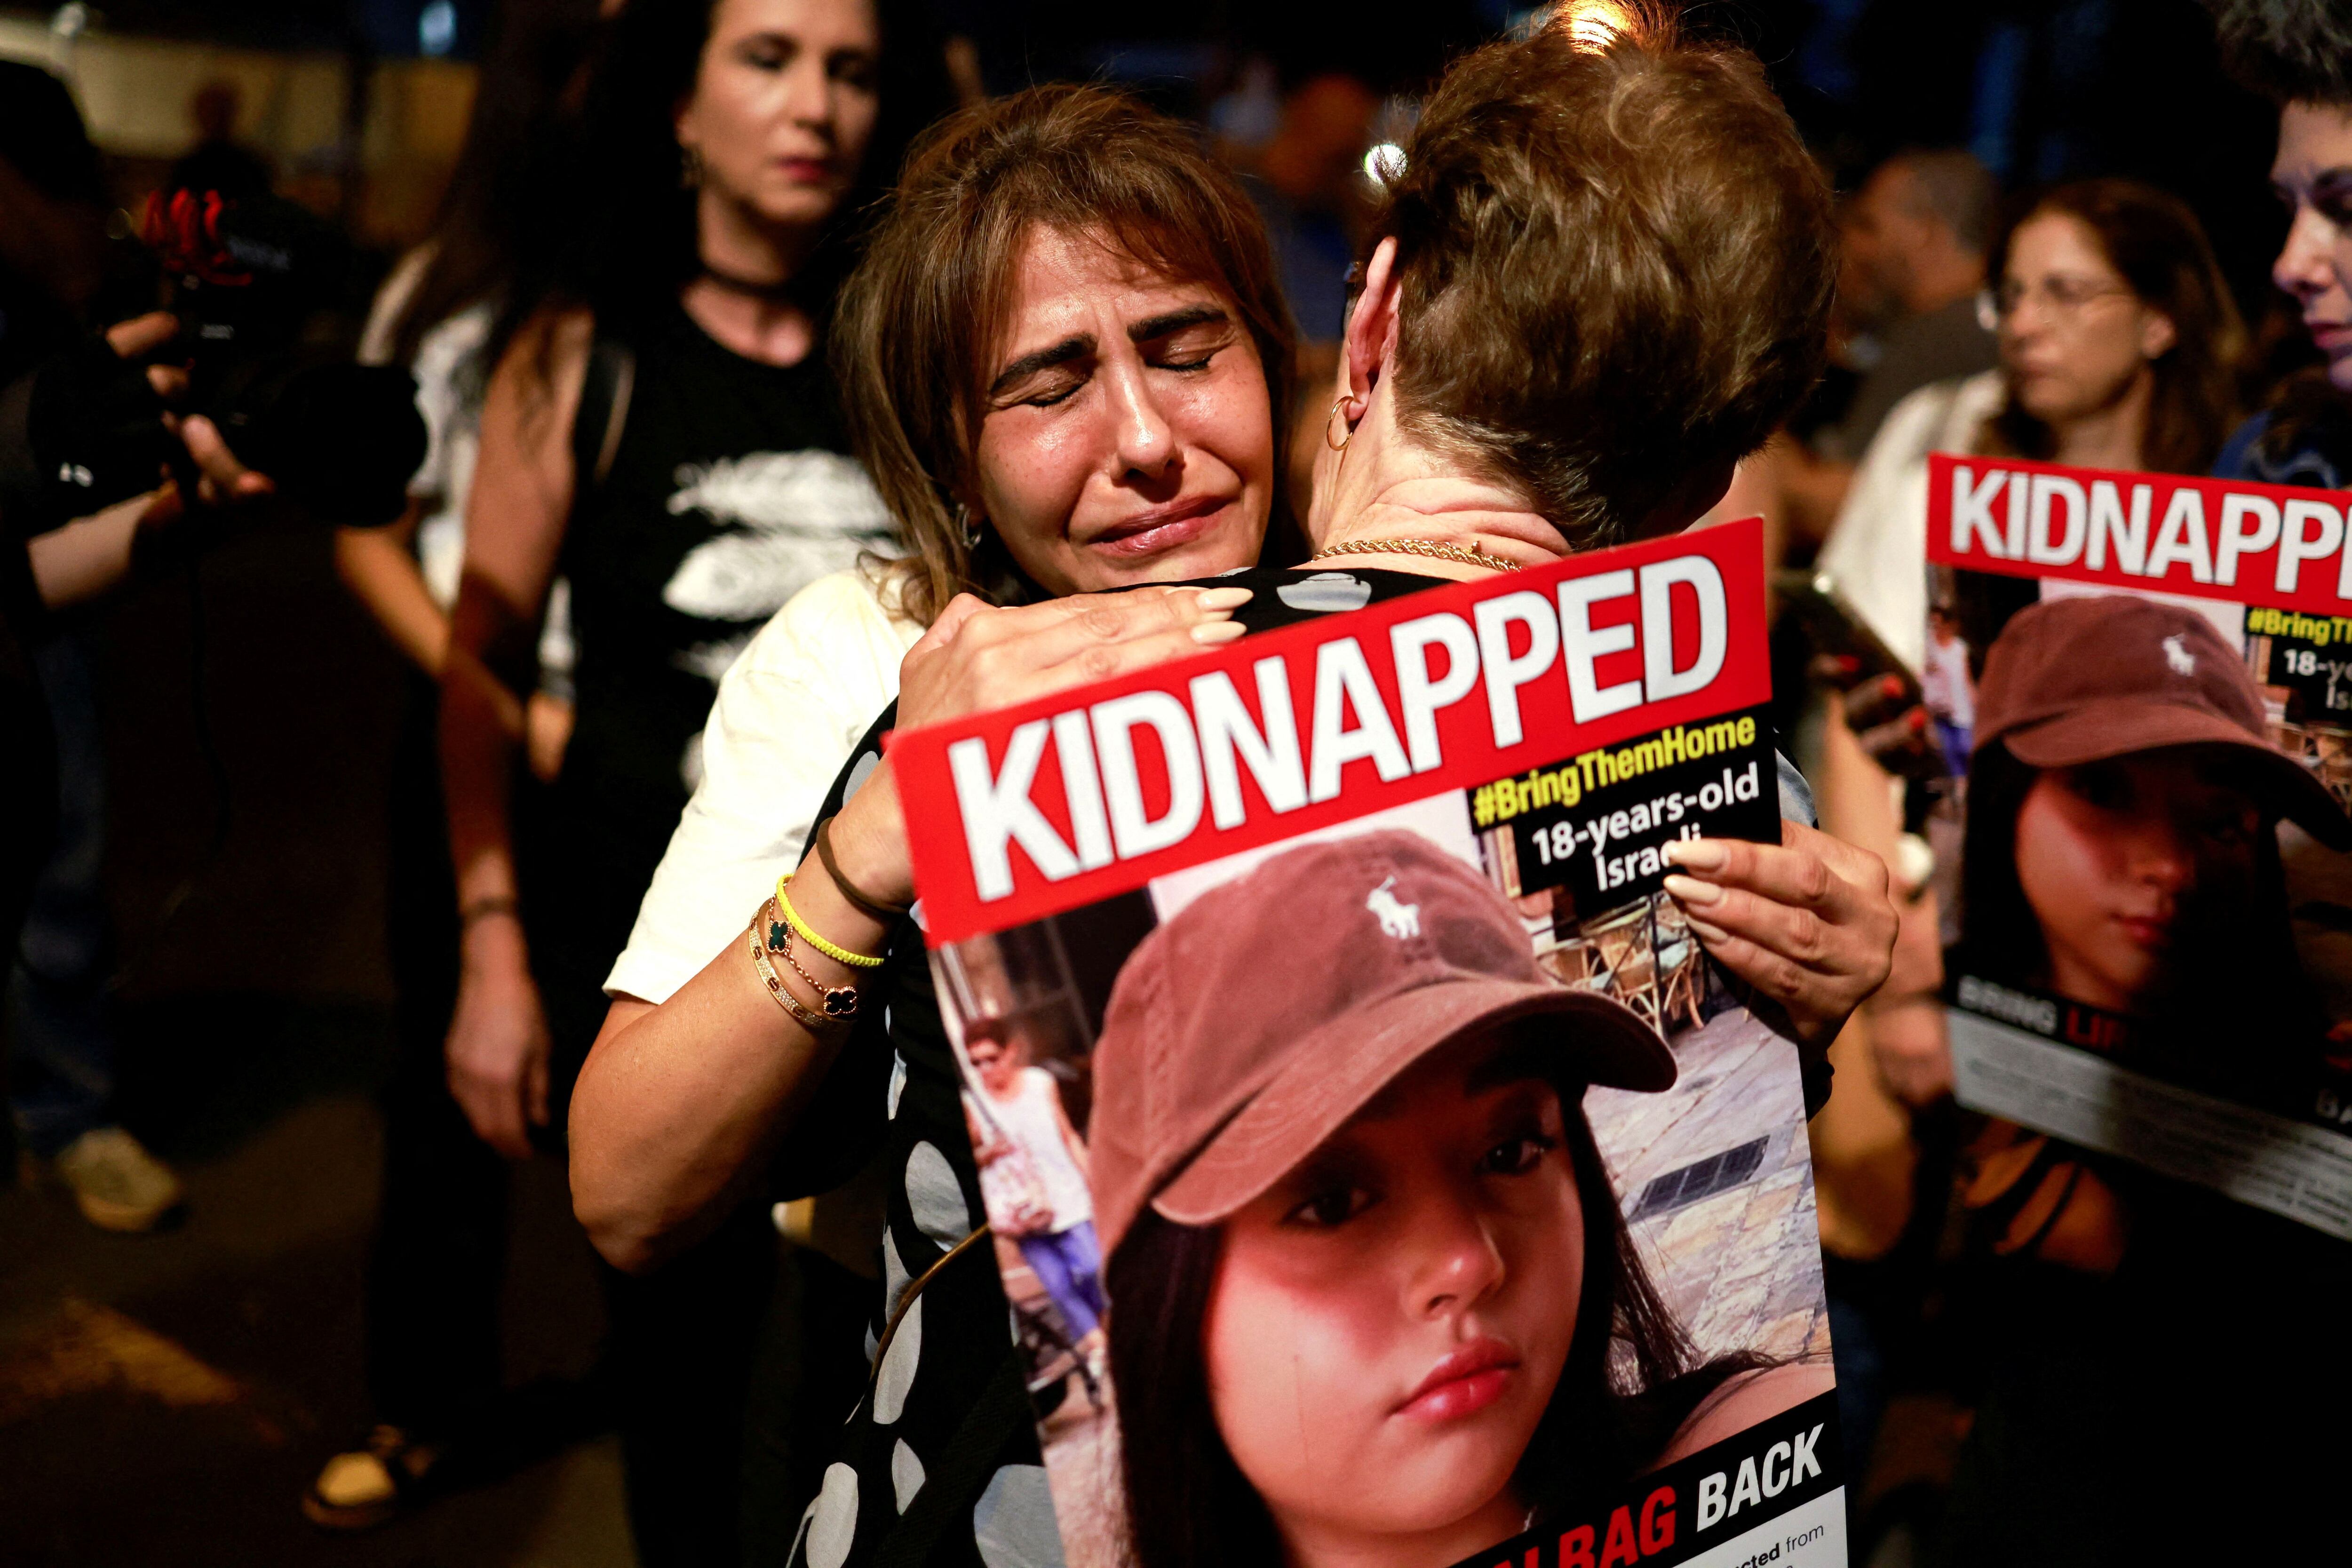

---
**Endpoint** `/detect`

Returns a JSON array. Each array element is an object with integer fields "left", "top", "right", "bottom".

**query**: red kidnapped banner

[
  {"left": 1926, "top": 452, "right": 2352, "bottom": 614},
  {"left": 892, "top": 519, "right": 1771, "bottom": 945}
]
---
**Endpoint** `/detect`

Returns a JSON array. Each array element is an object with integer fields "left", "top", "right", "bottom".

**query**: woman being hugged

[{"left": 438, "top": 0, "right": 940, "bottom": 1559}]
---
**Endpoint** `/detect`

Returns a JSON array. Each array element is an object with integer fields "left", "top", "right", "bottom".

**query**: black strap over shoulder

[
  {"left": 569, "top": 333, "right": 636, "bottom": 505},
  {"left": 870, "top": 1345, "right": 1034, "bottom": 1568}
]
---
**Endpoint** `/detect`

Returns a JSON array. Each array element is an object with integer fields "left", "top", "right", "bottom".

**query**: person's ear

[
  {"left": 1342, "top": 235, "right": 1404, "bottom": 414},
  {"left": 2139, "top": 307, "right": 2178, "bottom": 361}
]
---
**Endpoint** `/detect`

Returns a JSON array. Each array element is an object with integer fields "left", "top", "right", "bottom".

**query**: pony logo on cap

[
  {"left": 1365, "top": 877, "right": 1420, "bottom": 939},
  {"left": 2163, "top": 633, "right": 2196, "bottom": 677}
]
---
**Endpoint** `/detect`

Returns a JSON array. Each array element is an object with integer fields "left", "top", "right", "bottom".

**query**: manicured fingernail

[
  {"left": 1663, "top": 873, "right": 1722, "bottom": 906},
  {"left": 1663, "top": 840, "right": 1726, "bottom": 872},
  {"left": 1686, "top": 915, "right": 1730, "bottom": 942},
  {"left": 1191, "top": 619, "right": 1249, "bottom": 644},
  {"left": 1192, "top": 586, "right": 1254, "bottom": 611}
]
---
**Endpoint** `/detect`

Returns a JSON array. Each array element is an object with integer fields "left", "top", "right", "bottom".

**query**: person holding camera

[
  {"left": 0, "top": 62, "right": 188, "bottom": 1236},
  {"left": 1, "top": 301, "right": 277, "bottom": 1231}
]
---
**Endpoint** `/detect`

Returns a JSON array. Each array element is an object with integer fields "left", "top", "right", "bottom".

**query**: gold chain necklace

[{"left": 1305, "top": 537, "right": 1521, "bottom": 573}]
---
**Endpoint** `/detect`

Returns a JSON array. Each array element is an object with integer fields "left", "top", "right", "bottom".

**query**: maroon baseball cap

[
  {"left": 1975, "top": 595, "right": 2350, "bottom": 848},
  {"left": 1087, "top": 829, "right": 1677, "bottom": 1262}
]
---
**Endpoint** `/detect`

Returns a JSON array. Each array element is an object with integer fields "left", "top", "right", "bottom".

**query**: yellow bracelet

[{"left": 774, "top": 873, "right": 886, "bottom": 969}]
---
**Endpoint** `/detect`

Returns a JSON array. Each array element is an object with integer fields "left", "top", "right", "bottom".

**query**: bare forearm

[
  {"left": 571, "top": 944, "right": 851, "bottom": 1270},
  {"left": 573, "top": 820, "right": 901, "bottom": 1268},
  {"left": 26, "top": 493, "right": 155, "bottom": 609},
  {"left": 439, "top": 650, "right": 528, "bottom": 916},
  {"left": 336, "top": 521, "right": 448, "bottom": 674}
]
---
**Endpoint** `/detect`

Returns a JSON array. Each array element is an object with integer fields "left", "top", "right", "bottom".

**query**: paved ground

[
  {"left": 1, "top": 521, "right": 633, "bottom": 1567},
  {"left": 1590, "top": 1006, "right": 1835, "bottom": 1366},
  {"left": 1036, "top": 1369, "right": 1120, "bottom": 1568}
]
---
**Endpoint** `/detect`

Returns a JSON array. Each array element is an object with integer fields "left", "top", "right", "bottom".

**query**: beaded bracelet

[
  {"left": 774, "top": 873, "right": 885, "bottom": 969},
  {"left": 761, "top": 898, "right": 859, "bottom": 1021},
  {"left": 746, "top": 920, "right": 847, "bottom": 1035}
]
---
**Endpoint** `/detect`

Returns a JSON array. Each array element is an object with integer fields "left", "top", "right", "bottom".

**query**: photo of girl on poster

[
  {"left": 1936, "top": 581, "right": 2352, "bottom": 1562},
  {"left": 1955, "top": 595, "right": 2349, "bottom": 1113},
  {"left": 1088, "top": 831, "right": 1832, "bottom": 1568}
]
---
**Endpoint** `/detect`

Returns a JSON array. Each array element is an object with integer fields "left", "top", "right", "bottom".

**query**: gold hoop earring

[{"left": 1324, "top": 394, "right": 1358, "bottom": 453}]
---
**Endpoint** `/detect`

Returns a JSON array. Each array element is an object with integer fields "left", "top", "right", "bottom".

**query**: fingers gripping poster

[
  {"left": 891, "top": 521, "right": 1848, "bottom": 1568},
  {"left": 1925, "top": 454, "right": 2352, "bottom": 1239}
]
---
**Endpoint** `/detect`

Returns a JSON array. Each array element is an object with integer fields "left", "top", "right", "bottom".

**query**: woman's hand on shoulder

[
  {"left": 822, "top": 585, "right": 1251, "bottom": 907},
  {"left": 894, "top": 586, "right": 1251, "bottom": 732},
  {"left": 1662, "top": 820, "right": 1898, "bottom": 1047}
]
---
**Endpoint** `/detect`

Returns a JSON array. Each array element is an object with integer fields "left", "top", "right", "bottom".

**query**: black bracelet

[{"left": 812, "top": 816, "right": 911, "bottom": 923}]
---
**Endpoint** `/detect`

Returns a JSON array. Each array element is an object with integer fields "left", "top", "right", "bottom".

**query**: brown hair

[
  {"left": 1366, "top": 5, "right": 1836, "bottom": 549},
  {"left": 1986, "top": 179, "right": 2245, "bottom": 476},
  {"left": 834, "top": 84, "right": 1296, "bottom": 624},
  {"left": 2210, "top": 0, "right": 2352, "bottom": 107}
]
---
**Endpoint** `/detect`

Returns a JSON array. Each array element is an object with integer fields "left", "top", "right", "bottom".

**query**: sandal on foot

[{"left": 302, "top": 1425, "right": 446, "bottom": 1531}]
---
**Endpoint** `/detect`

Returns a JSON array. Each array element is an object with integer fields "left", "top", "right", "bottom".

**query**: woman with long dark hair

[
  {"left": 433, "top": 1, "right": 944, "bottom": 1560},
  {"left": 1982, "top": 179, "right": 2243, "bottom": 476},
  {"left": 1096, "top": 832, "right": 1828, "bottom": 1568}
]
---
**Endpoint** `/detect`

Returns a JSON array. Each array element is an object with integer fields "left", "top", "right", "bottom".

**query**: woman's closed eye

[
  {"left": 737, "top": 33, "right": 798, "bottom": 72},
  {"left": 2312, "top": 170, "right": 2352, "bottom": 229},
  {"left": 1143, "top": 322, "right": 1238, "bottom": 375},
  {"left": 1017, "top": 370, "right": 1087, "bottom": 409},
  {"left": 826, "top": 49, "right": 878, "bottom": 91}
]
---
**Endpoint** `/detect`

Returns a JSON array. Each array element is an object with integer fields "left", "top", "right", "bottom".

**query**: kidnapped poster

[{"left": 889, "top": 520, "right": 1848, "bottom": 1568}]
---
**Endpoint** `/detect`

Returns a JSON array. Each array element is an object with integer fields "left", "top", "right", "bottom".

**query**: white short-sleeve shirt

[{"left": 603, "top": 566, "right": 922, "bottom": 1003}]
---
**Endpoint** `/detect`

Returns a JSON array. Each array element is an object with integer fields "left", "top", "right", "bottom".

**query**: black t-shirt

[
  {"left": 772, "top": 566, "right": 1818, "bottom": 1567},
  {"left": 524, "top": 301, "right": 892, "bottom": 1053}
]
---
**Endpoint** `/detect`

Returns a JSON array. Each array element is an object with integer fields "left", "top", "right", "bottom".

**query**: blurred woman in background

[
  {"left": 308, "top": 0, "right": 607, "bottom": 1535},
  {"left": 1821, "top": 178, "right": 2244, "bottom": 677},
  {"left": 433, "top": 0, "right": 944, "bottom": 1560}
]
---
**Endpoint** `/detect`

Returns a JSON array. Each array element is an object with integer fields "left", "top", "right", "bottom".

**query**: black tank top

[{"left": 537, "top": 299, "right": 891, "bottom": 1007}]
